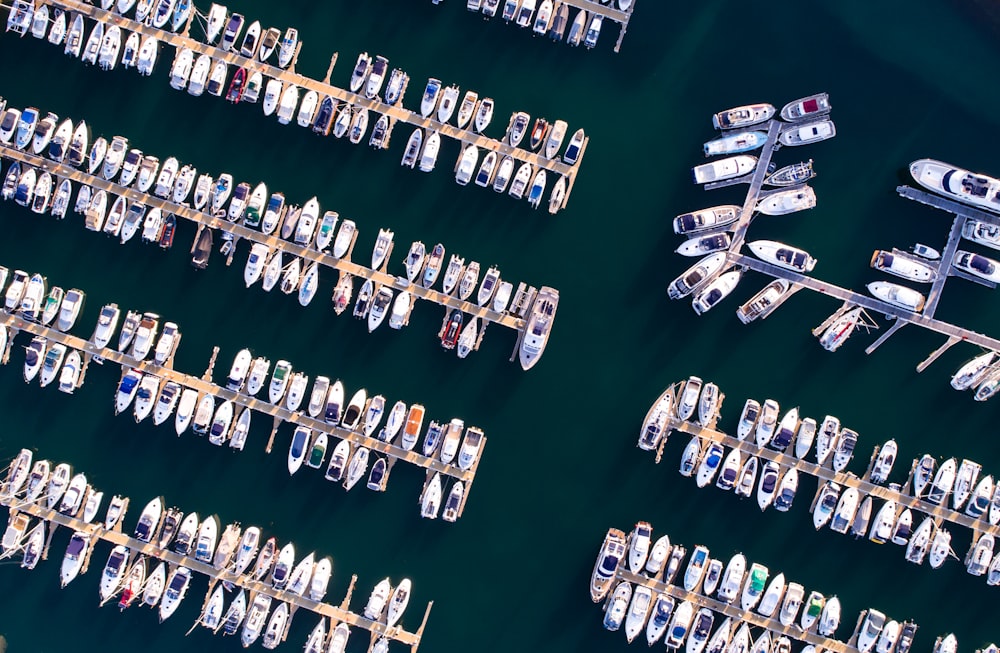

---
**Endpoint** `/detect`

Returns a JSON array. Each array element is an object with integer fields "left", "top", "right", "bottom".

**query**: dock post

[
  {"left": 322, "top": 53, "right": 338, "bottom": 85},
  {"left": 339, "top": 574, "right": 358, "bottom": 612}
]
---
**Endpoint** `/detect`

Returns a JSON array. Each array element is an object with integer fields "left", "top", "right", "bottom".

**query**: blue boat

[{"left": 703, "top": 130, "right": 768, "bottom": 157}]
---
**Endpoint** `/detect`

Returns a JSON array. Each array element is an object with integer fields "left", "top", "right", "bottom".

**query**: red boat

[
  {"left": 440, "top": 309, "right": 463, "bottom": 350},
  {"left": 117, "top": 588, "right": 133, "bottom": 611},
  {"left": 528, "top": 117, "right": 550, "bottom": 151},
  {"left": 226, "top": 67, "right": 248, "bottom": 103},
  {"left": 158, "top": 213, "right": 176, "bottom": 249}
]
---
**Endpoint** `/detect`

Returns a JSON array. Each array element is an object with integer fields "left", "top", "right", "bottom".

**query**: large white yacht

[
  {"left": 910, "top": 158, "right": 1000, "bottom": 214},
  {"left": 519, "top": 286, "right": 558, "bottom": 370},
  {"left": 748, "top": 240, "right": 817, "bottom": 272}
]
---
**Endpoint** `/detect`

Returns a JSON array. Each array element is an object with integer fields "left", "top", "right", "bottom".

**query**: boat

[
  {"left": 928, "top": 528, "right": 953, "bottom": 569},
  {"left": 737, "top": 279, "right": 792, "bottom": 324},
  {"left": 692, "top": 155, "right": 757, "bottom": 184},
  {"left": 60, "top": 531, "right": 90, "bottom": 588},
  {"left": 830, "top": 487, "right": 860, "bottom": 534},
  {"left": 716, "top": 553, "right": 746, "bottom": 603},
  {"left": 748, "top": 240, "right": 817, "bottom": 272},
  {"left": 757, "top": 460, "right": 780, "bottom": 510},
  {"left": 583, "top": 13, "right": 603, "bottom": 48},
  {"left": 812, "top": 481, "right": 841, "bottom": 529},
  {"left": 817, "top": 597, "right": 841, "bottom": 637},
  {"left": 704, "top": 131, "right": 767, "bottom": 156},
  {"left": 698, "top": 382, "right": 720, "bottom": 427},
  {"left": 276, "top": 84, "right": 301, "bottom": 125},
  {"left": 713, "top": 103, "right": 775, "bottom": 130},
  {"left": 764, "top": 160, "right": 816, "bottom": 187},
  {"left": 870, "top": 249, "right": 937, "bottom": 283},
  {"left": 966, "top": 474, "right": 993, "bottom": 518},
  {"left": 675, "top": 232, "right": 732, "bottom": 257},
  {"left": 507, "top": 112, "right": 530, "bottom": 148},
  {"left": 519, "top": 286, "right": 558, "bottom": 369},
  {"left": 673, "top": 205, "right": 740, "bottom": 235},
  {"left": 741, "top": 563, "right": 769, "bottom": 611},
  {"left": 623, "top": 584, "right": 653, "bottom": 644},
  {"left": 420, "top": 472, "right": 442, "bottom": 518},
  {"left": 779, "top": 120, "right": 836, "bottom": 146},
  {"left": 952, "top": 352, "right": 995, "bottom": 390},
  {"left": 756, "top": 186, "right": 817, "bottom": 215},
  {"left": 638, "top": 388, "right": 673, "bottom": 451},
  {"left": 780, "top": 93, "right": 832, "bottom": 122},
  {"left": 437, "top": 84, "right": 461, "bottom": 123},
  {"left": 692, "top": 270, "right": 741, "bottom": 315},
  {"left": 831, "top": 427, "right": 857, "bottom": 472},
  {"left": 474, "top": 97, "right": 494, "bottom": 133},
  {"left": 419, "top": 131, "right": 441, "bottom": 172},
  {"left": 914, "top": 158, "right": 1000, "bottom": 214},
  {"left": 866, "top": 281, "right": 926, "bottom": 312},
  {"left": 172, "top": 388, "right": 197, "bottom": 435},
  {"left": 667, "top": 252, "right": 728, "bottom": 301},
  {"left": 603, "top": 581, "right": 632, "bottom": 631},
  {"left": 419, "top": 78, "right": 442, "bottom": 118},
  {"left": 456, "top": 144, "right": 479, "bottom": 186},
  {"left": 20, "top": 521, "right": 45, "bottom": 570},
  {"left": 99, "top": 545, "right": 129, "bottom": 603}
]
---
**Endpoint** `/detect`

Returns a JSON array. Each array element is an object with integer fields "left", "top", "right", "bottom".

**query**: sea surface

[{"left": 1, "top": 0, "right": 1000, "bottom": 651}]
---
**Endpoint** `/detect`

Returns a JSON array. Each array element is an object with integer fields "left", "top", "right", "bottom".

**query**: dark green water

[{"left": 1, "top": 0, "right": 1000, "bottom": 651}]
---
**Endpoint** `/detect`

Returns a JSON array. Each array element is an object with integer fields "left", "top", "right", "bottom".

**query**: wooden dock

[
  {"left": 468, "top": 0, "right": 636, "bottom": 53},
  {"left": 728, "top": 120, "right": 784, "bottom": 253},
  {"left": 0, "top": 310, "right": 483, "bottom": 520},
  {"left": 607, "top": 533, "right": 857, "bottom": 653},
  {"left": 0, "top": 491, "right": 431, "bottom": 652},
  {"left": 0, "top": 142, "right": 551, "bottom": 361},
  {"left": 658, "top": 409, "right": 1000, "bottom": 539},
  {"left": 42, "top": 0, "right": 586, "bottom": 212}
]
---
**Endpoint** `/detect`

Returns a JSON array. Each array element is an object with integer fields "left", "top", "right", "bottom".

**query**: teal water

[{"left": 2, "top": 0, "right": 1000, "bottom": 651}]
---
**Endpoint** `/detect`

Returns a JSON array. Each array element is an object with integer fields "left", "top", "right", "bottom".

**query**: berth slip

[
  {"left": 591, "top": 523, "right": 943, "bottom": 653},
  {"left": 0, "top": 292, "right": 484, "bottom": 521},
  {"left": 0, "top": 110, "right": 560, "bottom": 369},
  {"left": 452, "top": 0, "right": 637, "bottom": 54},
  {"left": 0, "top": 456, "right": 431, "bottom": 652},
  {"left": 668, "top": 94, "right": 1000, "bottom": 392},
  {"left": 637, "top": 379, "right": 1000, "bottom": 580},
  {"left": 6, "top": 0, "right": 585, "bottom": 214}
]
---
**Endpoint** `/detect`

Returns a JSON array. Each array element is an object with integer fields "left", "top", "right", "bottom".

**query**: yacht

[
  {"left": 928, "top": 528, "right": 952, "bottom": 569},
  {"left": 910, "top": 158, "right": 1000, "bottom": 214},
  {"left": 954, "top": 249, "right": 1000, "bottom": 283},
  {"left": 716, "top": 553, "right": 746, "bottom": 603},
  {"left": 703, "top": 131, "right": 767, "bottom": 156},
  {"left": 268, "top": 360, "right": 292, "bottom": 404},
  {"left": 474, "top": 97, "right": 494, "bottom": 133},
  {"left": 692, "top": 270, "right": 741, "bottom": 315},
  {"left": 639, "top": 388, "right": 673, "bottom": 451},
  {"left": 757, "top": 186, "right": 817, "bottom": 215},
  {"left": 519, "top": 286, "right": 558, "bottom": 369},
  {"left": 869, "top": 439, "right": 897, "bottom": 485},
  {"left": 60, "top": 531, "right": 90, "bottom": 588},
  {"left": 780, "top": 93, "right": 832, "bottom": 122},
  {"left": 951, "top": 352, "right": 995, "bottom": 390},
  {"left": 712, "top": 103, "right": 775, "bottom": 130},
  {"left": 867, "top": 281, "right": 925, "bottom": 312},
  {"left": 692, "top": 155, "right": 756, "bottom": 184},
  {"left": 673, "top": 205, "right": 740, "bottom": 235},
  {"left": 675, "top": 232, "right": 731, "bottom": 257},
  {"left": 757, "top": 461, "right": 780, "bottom": 510},
  {"left": 870, "top": 249, "right": 937, "bottom": 283},
  {"left": 324, "top": 439, "right": 350, "bottom": 482},
  {"left": 420, "top": 472, "right": 442, "bottom": 518},
  {"left": 240, "top": 592, "right": 272, "bottom": 646},
  {"left": 831, "top": 427, "right": 857, "bottom": 472},
  {"left": 812, "top": 481, "right": 841, "bottom": 529},
  {"left": 818, "top": 597, "right": 841, "bottom": 637},
  {"left": 603, "top": 581, "right": 632, "bottom": 632},
  {"left": 419, "top": 78, "right": 442, "bottom": 118},
  {"left": 419, "top": 131, "right": 441, "bottom": 172},
  {"left": 667, "top": 252, "right": 728, "bottom": 300}
]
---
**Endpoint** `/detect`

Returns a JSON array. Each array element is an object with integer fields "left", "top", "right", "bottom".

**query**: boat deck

[
  {"left": 0, "top": 142, "right": 550, "bottom": 364},
  {"left": 45, "top": 0, "right": 586, "bottom": 213},
  {"left": 0, "top": 310, "right": 483, "bottom": 521},
  {"left": 650, "top": 383, "right": 1000, "bottom": 539},
  {"left": 467, "top": 0, "right": 636, "bottom": 53},
  {"left": 0, "top": 492, "right": 431, "bottom": 652}
]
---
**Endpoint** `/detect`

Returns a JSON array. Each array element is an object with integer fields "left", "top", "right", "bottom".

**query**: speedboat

[
  {"left": 420, "top": 78, "right": 442, "bottom": 118},
  {"left": 676, "top": 376, "right": 703, "bottom": 421},
  {"left": 675, "top": 232, "right": 732, "bottom": 257},
  {"left": 817, "top": 597, "right": 841, "bottom": 637},
  {"left": 741, "top": 563, "right": 769, "bottom": 611},
  {"left": 758, "top": 572, "right": 786, "bottom": 617},
  {"left": 953, "top": 249, "right": 1000, "bottom": 283},
  {"left": 288, "top": 426, "right": 310, "bottom": 474},
  {"left": 832, "top": 427, "right": 857, "bottom": 472},
  {"left": 437, "top": 84, "right": 460, "bottom": 123},
  {"left": 420, "top": 472, "right": 442, "bottom": 518},
  {"left": 716, "top": 553, "right": 746, "bottom": 603},
  {"left": 624, "top": 585, "right": 653, "bottom": 643},
  {"left": 830, "top": 487, "right": 860, "bottom": 534},
  {"left": 769, "top": 406, "right": 799, "bottom": 451},
  {"left": 627, "top": 521, "right": 652, "bottom": 573},
  {"left": 756, "top": 461, "right": 780, "bottom": 510},
  {"left": 474, "top": 97, "right": 494, "bottom": 133},
  {"left": 695, "top": 442, "right": 723, "bottom": 488},
  {"left": 966, "top": 474, "right": 994, "bottom": 518},
  {"left": 735, "top": 399, "right": 761, "bottom": 440},
  {"left": 507, "top": 111, "right": 530, "bottom": 147},
  {"left": 324, "top": 439, "right": 350, "bottom": 483},
  {"left": 716, "top": 448, "right": 741, "bottom": 491},
  {"left": 60, "top": 531, "right": 90, "bottom": 588},
  {"left": 692, "top": 155, "right": 757, "bottom": 184},
  {"left": 812, "top": 481, "right": 841, "bottom": 529},
  {"left": 870, "top": 439, "right": 897, "bottom": 485},
  {"left": 748, "top": 240, "right": 817, "bottom": 272},
  {"left": 712, "top": 103, "right": 775, "bottom": 130},
  {"left": 519, "top": 286, "right": 558, "bottom": 369}
]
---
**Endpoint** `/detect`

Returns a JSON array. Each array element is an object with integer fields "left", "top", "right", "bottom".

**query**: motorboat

[
  {"left": 748, "top": 240, "right": 817, "bottom": 272},
  {"left": 870, "top": 249, "right": 937, "bottom": 283},
  {"left": 60, "top": 531, "right": 90, "bottom": 588},
  {"left": 780, "top": 93, "right": 831, "bottom": 122},
  {"left": 756, "top": 460, "right": 780, "bottom": 510},
  {"left": 757, "top": 186, "right": 817, "bottom": 215},
  {"left": 910, "top": 158, "right": 1000, "bottom": 214},
  {"left": 817, "top": 597, "right": 841, "bottom": 637},
  {"left": 773, "top": 469, "right": 799, "bottom": 512},
  {"left": 870, "top": 439, "right": 898, "bottom": 485},
  {"left": 769, "top": 406, "right": 799, "bottom": 451},
  {"left": 765, "top": 160, "right": 816, "bottom": 187},
  {"left": 667, "top": 252, "right": 728, "bottom": 300},
  {"left": 779, "top": 120, "right": 836, "bottom": 146},
  {"left": 734, "top": 399, "right": 761, "bottom": 441},
  {"left": 673, "top": 205, "right": 740, "bottom": 235},
  {"left": 741, "top": 563, "right": 769, "bottom": 611},
  {"left": 716, "top": 553, "right": 746, "bottom": 603},
  {"left": 692, "top": 270, "right": 741, "bottom": 315},
  {"left": 812, "top": 481, "right": 841, "bottom": 529},
  {"left": 675, "top": 232, "right": 731, "bottom": 257},
  {"left": 953, "top": 249, "right": 1000, "bottom": 283},
  {"left": 713, "top": 103, "right": 775, "bottom": 130},
  {"left": 703, "top": 131, "right": 767, "bottom": 156},
  {"left": 692, "top": 155, "right": 757, "bottom": 184},
  {"left": 867, "top": 281, "right": 925, "bottom": 312},
  {"left": 832, "top": 427, "right": 857, "bottom": 472},
  {"left": 966, "top": 474, "right": 994, "bottom": 518},
  {"left": 736, "top": 278, "right": 792, "bottom": 324},
  {"left": 830, "top": 487, "right": 860, "bottom": 534},
  {"left": 758, "top": 572, "right": 786, "bottom": 617},
  {"left": 603, "top": 581, "right": 632, "bottom": 631}
]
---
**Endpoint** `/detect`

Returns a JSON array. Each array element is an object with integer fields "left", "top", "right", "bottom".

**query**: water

[{"left": 1, "top": 0, "right": 1000, "bottom": 651}]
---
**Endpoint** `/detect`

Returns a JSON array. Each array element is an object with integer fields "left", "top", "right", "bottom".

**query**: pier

[
  {"left": 37, "top": 0, "right": 586, "bottom": 212},
  {"left": 602, "top": 527, "right": 866, "bottom": 653},
  {"left": 465, "top": 0, "right": 636, "bottom": 53},
  {"left": 0, "top": 309, "right": 482, "bottom": 520},
  {"left": 0, "top": 137, "right": 560, "bottom": 366},
  {"left": 645, "top": 383, "right": 1000, "bottom": 540},
  {"left": 0, "top": 488, "right": 431, "bottom": 651}
]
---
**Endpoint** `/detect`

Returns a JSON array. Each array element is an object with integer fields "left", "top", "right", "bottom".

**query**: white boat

[
  {"left": 780, "top": 93, "right": 831, "bottom": 122},
  {"left": 695, "top": 442, "right": 723, "bottom": 488},
  {"left": 716, "top": 554, "right": 746, "bottom": 603},
  {"left": 830, "top": 487, "right": 860, "bottom": 534},
  {"left": 241, "top": 592, "right": 272, "bottom": 646},
  {"left": 703, "top": 131, "right": 767, "bottom": 156},
  {"left": 419, "top": 131, "right": 441, "bottom": 172},
  {"left": 455, "top": 144, "right": 479, "bottom": 185},
  {"left": 624, "top": 584, "right": 653, "bottom": 643},
  {"left": 399, "top": 131, "right": 419, "bottom": 168},
  {"left": 867, "top": 281, "right": 925, "bottom": 312},
  {"left": 741, "top": 563, "right": 769, "bottom": 611},
  {"left": 692, "top": 155, "right": 757, "bottom": 184},
  {"left": 692, "top": 270, "right": 741, "bottom": 315},
  {"left": 603, "top": 581, "right": 632, "bottom": 631},
  {"left": 812, "top": 481, "right": 841, "bottom": 529},
  {"left": 758, "top": 572, "right": 786, "bottom": 617},
  {"left": 870, "top": 249, "right": 937, "bottom": 283},
  {"left": 951, "top": 352, "right": 995, "bottom": 390},
  {"left": 437, "top": 85, "right": 460, "bottom": 123},
  {"left": 697, "top": 382, "right": 721, "bottom": 427},
  {"left": 713, "top": 103, "right": 775, "bottom": 130},
  {"left": 474, "top": 97, "right": 494, "bottom": 133},
  {"left": 928, "top": 528, "right": 952, "bottom": 568},
  {"left": 779, "top": 120, "right": 836, "bottom": 146},
  {"left": 420, "top": 472, "right": 443, "bottom": 518},
  {"left": 673, "top": 205, "right": 740, "bottom": 235},
  {"left": 60, "top": 531, "right": 90, "bottom": 587},
  {"left": 910, "top": 158, "right": 1000, "bottom": 214},
  {"left": 756, "top": 461, "right": 780, "bottom": 510},
  {"left": 757, "top": 186, "right": 817, "bottom": 215},
  {"left": 288, "top": 426, "right": 310, "bottom": 474},
  {"left": 638, "top": 388, "right": 673, "bottom": 451},
  {"left": 675, "top": 232, "right": 732, "bottom": 258},
  {"left": 817, "top": 596, "right": 841, "bottom": 637}
]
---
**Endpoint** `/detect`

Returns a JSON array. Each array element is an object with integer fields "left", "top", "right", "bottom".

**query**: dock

[
  {"left": 0, "top": 138, "right": 561, "bottom": 366},
  {"left": 467, "top": 0, "right": 636, "bottom": 54},
  {"left": 645, "top": 382, "right": 1000, "bottom": 540},
  {"left": 39, "top": 0, "right": 586, "bottom": 213},
  {"left": 0, "top": 488, "right": 431, "bottom": 652},
  {"left": 600, "top": 526, "right": 878, "bottom": 653},
  {"left": 0, "top": 309, "right": 483, "bottom": 521}
]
